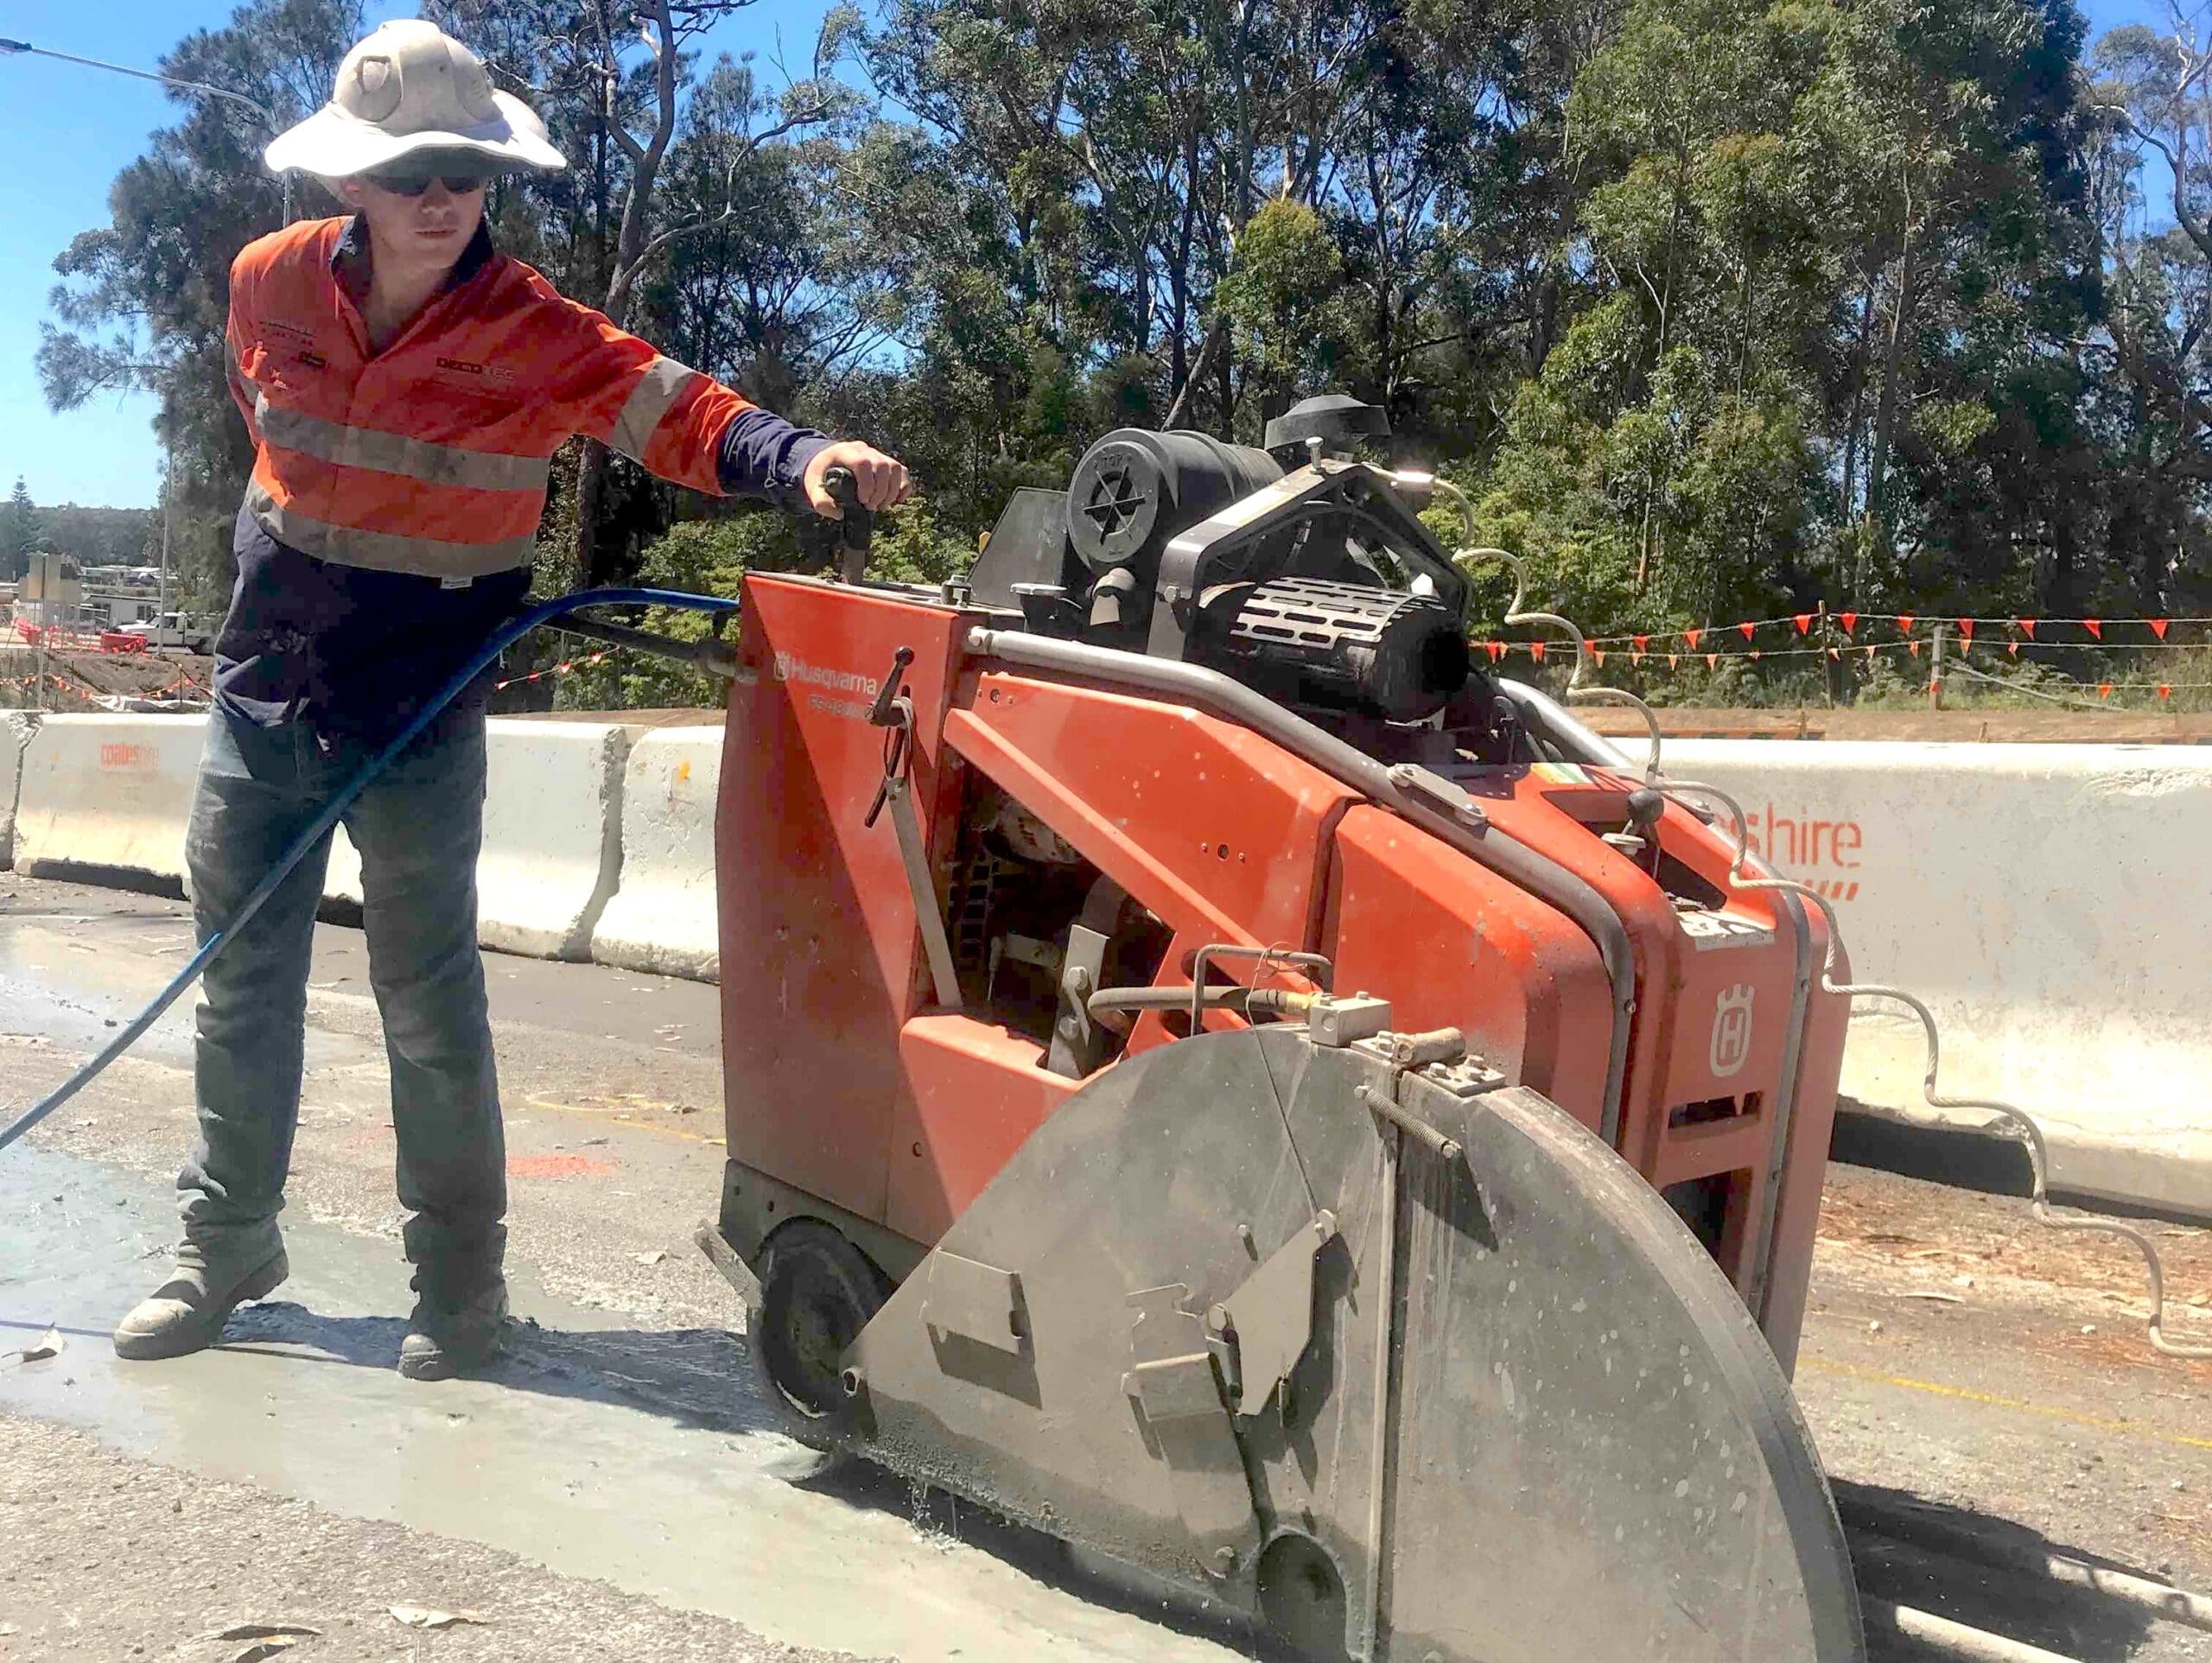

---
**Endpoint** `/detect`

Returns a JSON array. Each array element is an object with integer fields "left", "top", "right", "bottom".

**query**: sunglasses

[{"left": 366, "top": 170, "right": 493, "bottom": 197}]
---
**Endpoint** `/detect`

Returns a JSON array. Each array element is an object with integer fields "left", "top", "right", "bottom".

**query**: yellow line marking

[
  {"left": 1798, "top": 1356, "right": 2212, "bottom": 1455},
  {"left": 521, "top": 1094, "right": 726, "bottom": 1148}
]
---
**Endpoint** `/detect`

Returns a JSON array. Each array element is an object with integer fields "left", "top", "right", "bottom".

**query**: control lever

[
  {"left": 868, "top": 644, "right": 915, "bottom": 731},
  {"left": 823, "top": 465, "right": 874, "bottom": 582},
  {"left": 854, "top": 642, "right": 962, "bottom": 1011}
]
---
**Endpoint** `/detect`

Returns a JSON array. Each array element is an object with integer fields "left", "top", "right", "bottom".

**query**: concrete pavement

[{"left": 2, "top": 872, "right": 2208, "bottom": 1661}]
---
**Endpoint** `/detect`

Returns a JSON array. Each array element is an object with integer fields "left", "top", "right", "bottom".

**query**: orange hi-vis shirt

[{"left": 225, "top": 216, "right": 760, "bottom": 581}]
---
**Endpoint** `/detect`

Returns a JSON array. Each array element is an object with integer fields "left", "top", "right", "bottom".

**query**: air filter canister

[{"left": 1199, "top": 576, "right": 1471, "bottom": 722}]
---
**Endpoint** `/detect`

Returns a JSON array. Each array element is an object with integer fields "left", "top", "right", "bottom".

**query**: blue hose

[{"left": 0, "top": 586, "right": 740, "bottom": 1153}]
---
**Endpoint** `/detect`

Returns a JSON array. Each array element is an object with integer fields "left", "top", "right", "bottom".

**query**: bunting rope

[
  {"left": 493, "top": 646, "right": 616, "bottom": 692},
  {"left": 1481, "top": 610, "right": 2212, "bottom": 653}
]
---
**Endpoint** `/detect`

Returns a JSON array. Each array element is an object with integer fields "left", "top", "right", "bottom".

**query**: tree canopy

[{"left": 32, "top": 0, "right": 2212, "bottom": 704}]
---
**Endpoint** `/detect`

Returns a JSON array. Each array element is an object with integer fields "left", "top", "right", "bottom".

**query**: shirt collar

[{"left": 331, "top": 213, "right": 497, "bottom": 306}]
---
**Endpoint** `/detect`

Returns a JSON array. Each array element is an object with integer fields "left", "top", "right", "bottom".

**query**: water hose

[{"left": 0, "top": 585, "right": 739, "bottom": 1153}]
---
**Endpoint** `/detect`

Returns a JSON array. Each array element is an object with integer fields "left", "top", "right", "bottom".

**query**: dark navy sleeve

[{"left": 715, "top": 407, "right": 832, "bottom": 509}]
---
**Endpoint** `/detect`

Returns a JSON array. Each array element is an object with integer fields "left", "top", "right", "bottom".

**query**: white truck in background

[{"left": 121, "top": 613, "right": 218, "bottom": 653}]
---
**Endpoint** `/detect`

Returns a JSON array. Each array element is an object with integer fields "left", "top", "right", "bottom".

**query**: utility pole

[
  {"left": 157, "top": 450, "right": 172, "bottom": 629},
  {"left": 0, "top": 37, "right": 294, "bottom": 222},
  {"left": 1929, "top": 623, "right": 1946, "bottom": 711},
  {"left": 1819, "top": 602, "right": 1836, "bottom": 708}
]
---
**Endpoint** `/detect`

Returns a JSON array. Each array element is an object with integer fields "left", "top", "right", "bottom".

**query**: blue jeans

[{"left": 178, "top": 706, "right": 505, "bottom": 1301}]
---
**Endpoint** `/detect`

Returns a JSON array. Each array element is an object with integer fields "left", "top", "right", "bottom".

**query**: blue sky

[
  {"left": 0, "top": 0, "right": 838, "bottom": 510},
  {"left": 0, "top": 0, "right": 2167, "bottom": 509}
]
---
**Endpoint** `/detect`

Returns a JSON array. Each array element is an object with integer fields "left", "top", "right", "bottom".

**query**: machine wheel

[{"left": 747, "top": 1220, "right": 890, "bottom": 1452}]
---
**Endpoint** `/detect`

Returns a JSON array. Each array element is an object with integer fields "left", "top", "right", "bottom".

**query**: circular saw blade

[{"left": 1381, "top": 1073, "right": 1865, "bottom": 1662}]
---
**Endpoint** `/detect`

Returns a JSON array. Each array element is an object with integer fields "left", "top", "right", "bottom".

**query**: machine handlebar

[{"left": 822, "top": 464, "right": 874, "bottom": 581}]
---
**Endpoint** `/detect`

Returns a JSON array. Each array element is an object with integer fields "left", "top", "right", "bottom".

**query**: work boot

[
  {"left": 397, "top": 1279, "right": 509, "bottom": 1381},
  {"left": 112, "top": 1241, "right": 289, "bottom": 1362}
]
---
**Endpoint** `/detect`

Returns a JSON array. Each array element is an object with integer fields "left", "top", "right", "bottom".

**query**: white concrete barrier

[
  {"left": 1662, "top": 739, "right": 2212, "bottom": 1216},
  {"left": 0, "top": 712, "right": 37, "bottom": 870},
  {"left": 325, "top": 719, "right": 635, "bottom": 961},
  {"left": 589, "top": 725, "right": 721, "bottom": 982},
  {"left": 9, "top": 713, "right": 207, "bottom": 885}
]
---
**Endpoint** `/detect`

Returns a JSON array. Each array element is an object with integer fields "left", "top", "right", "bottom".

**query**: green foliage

[
  {"left": 547, "top": 498, "right": 975, "bottom": 710},
  {"left": 35, "top": 0, "right": 2212, "bottom": 712},
  {"left": 0, "top": 479, "right": 43, "bottom": 583}
]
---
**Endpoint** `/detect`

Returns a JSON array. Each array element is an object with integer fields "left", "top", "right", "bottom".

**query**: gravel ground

[{"left": 0, "top": 1416, "right": 866, "bottom": 1663}]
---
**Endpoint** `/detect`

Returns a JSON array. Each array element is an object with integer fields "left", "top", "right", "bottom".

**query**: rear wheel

[{"left": 747, "top": 1220, "right": 890, "bottom": 1452}]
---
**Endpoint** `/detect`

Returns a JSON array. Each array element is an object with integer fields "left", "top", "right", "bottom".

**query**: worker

[{"left": 112, "top": 20, "right": 909, "bottom": 1381}]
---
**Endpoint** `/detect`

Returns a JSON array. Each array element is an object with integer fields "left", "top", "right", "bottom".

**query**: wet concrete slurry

[
  {"left": 4, "top": 873, "right": 2212, "bottom": 1661},
  {"left": 0, "top": 879, "right": 1248, "bottom": 1663},
  {"left": 0, "top": 1135, "right": 1237, "bottom": 1662}
]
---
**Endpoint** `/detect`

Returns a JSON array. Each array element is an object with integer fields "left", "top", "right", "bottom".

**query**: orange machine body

[{"left": 717, "top": 573, "right": 1847, "bottom": 1369}]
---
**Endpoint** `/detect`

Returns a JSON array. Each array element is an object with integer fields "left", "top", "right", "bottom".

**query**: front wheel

[{"left": 747, "top": 1220, "right": 890, "bottom": 1452}]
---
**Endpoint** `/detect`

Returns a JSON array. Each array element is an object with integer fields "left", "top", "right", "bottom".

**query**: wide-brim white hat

[{"left": 264, "top": 20, "right": 565, "bottom": 178}]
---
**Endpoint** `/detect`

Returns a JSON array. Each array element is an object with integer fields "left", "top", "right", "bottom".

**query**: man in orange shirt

[{"left": 114, "top": 20, "right": 908, "bottom": 1380}]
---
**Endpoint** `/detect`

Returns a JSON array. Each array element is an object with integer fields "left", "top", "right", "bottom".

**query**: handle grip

[{"left": 822, "top": 464, "right": 874, "bottom": 581}]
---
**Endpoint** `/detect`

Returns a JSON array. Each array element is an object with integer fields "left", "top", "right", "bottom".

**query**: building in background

[
  {"left": 79, "top": 563, "right": 162, "bottom": 627},
  {"left": 16, "top": 551, "right": 82, "bottom": 632}
]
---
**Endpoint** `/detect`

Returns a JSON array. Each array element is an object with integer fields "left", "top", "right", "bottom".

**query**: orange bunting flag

[
  {"left": 1531, "top": 640, "right": 1547, "bottom": 663},
  {"left": 2152, "top": 618, "right": 2171, "bottom": 640},
  {"left": 1593, "top": 648, "right": 1606, "bottom": 666},
  {"left": 1634, "top": 634, "right": 1650, "bottom": 653},
  {"left": 1794, "top": 613, "right": 1813, "bottom": 635},
  {"left": 2007, "top": 642, "right": 2019, "bottom": 657},
  {"left": 2159, "top": 684, "right": 2173, "bottom": 701},
  {"left": 1684, "top": 627, "right": 1704, "bottom": 651},
  {"left": 1749, "top": 650, "right": 1763, "bottom": 662},
  {"left": 1908, "top": 640, "right": 1921, "bottom": 657},
  {"left": 1668, "top": 653, "right": 1680, "bottom": 670},
  {"left": 1828, "top": 647, "right": 1840, "bottom": 661},
  {"left": 1738, "top": 621, "right": 1757, "bottom": 642},
  {"left": 2098, "top": 683, "right": 2113, "bottom": 699},
  {"left": 2084, "top": 619, "right": 2103, "bottom": 640},
  {"left": 1957, "top": 619, "right": 1974, "bottom": 644},
  {"left": 1839, "top": 611, "right": 1858, "bottom": 635},
  {"left": 1863, "top": 644, "right": 1877, "bottom": 661},
  {"left": 1484, "top": 640, "right": 1505, "bottom": 662},
  {"left": 1897, "top": 613, "right": 1916, "bottom": 633},
  {"left": 1705, "top": 653, "right": 1719, "bottom": 670},
  {"left": 1632, "top": 649, "right": 1647, "bottom": 665},
  {"left": 2017, "top": 618, "right": 2036, "bottom": 638}
]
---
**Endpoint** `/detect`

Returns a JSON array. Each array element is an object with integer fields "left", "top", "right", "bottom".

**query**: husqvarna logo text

[
  {"left": 1710, "top": 984, "right": 1755, "bottom": 1078},
  {"left": 772, "top": 651, "right": 881, "bottom": 698}
]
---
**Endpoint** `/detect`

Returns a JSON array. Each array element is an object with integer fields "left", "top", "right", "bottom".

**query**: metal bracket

[
  {"left": 924, "top": 1251, "right": 1027, "bottom": 1353},
  {"left": 1386, "top": 763, "right": 1488, "bottom": 831},
  {"left": 1215, "top": 1211, "right": 1338, "bottom": 1417},
  {"left": 1123, "top": 1285, "right": 1264, "bottom": 1576},
  {"left": 1350, "top": 1031, "right": 1503, "bottom": 1164},
  {"left": 1046, "top": 924, "right": 1109, "bottom": 1078}
]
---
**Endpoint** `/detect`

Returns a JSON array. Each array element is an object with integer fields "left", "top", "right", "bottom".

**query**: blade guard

[{"left": 842, "top": 1025, "right": 1864, "bottom": 1662}]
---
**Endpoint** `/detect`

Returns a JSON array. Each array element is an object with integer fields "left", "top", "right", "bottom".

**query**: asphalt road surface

[{"left": 2, "top": 872, "right": 2208, "bottom": 1663}]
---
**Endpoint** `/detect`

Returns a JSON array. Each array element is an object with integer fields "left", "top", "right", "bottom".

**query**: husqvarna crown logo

[{"left": 1709, "top": 984, "right": 1755, "bottom": 1078}]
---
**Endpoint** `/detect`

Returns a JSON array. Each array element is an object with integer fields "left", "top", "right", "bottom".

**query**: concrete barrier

[
  {"left": 589, "top": 725, "right": 721, "bottom": 982},
  {"left": 1662, "top": 739, "right": 2212, "bottom": 1217},
  {"left": 0, "top": 712, "right": 37, "bottom": 870},
  {"left": 9, "top": 713, "right": 206, "bottom": 885},
  {"left": 325, "top": 719, "right": 635, "bottom": 961}
]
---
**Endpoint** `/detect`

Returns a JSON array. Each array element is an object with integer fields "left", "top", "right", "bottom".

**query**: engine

[{"left": 966, "top": 396, "right": 1490, "bottom": 734}]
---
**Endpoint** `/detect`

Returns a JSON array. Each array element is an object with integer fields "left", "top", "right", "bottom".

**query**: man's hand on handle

[{"left": 804, "top": 441, "right": 910, "bottom": 517}]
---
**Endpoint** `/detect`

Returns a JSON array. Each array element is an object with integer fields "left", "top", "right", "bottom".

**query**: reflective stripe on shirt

[
  {"left": 256, "top": 394, "right": 551, "bottom": 495},
  {"left": 245, "top": 479, "right": 537, "bottom": 578},
  {"left": 607, "top": 355, "right": 699, "bottom": 463}
]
